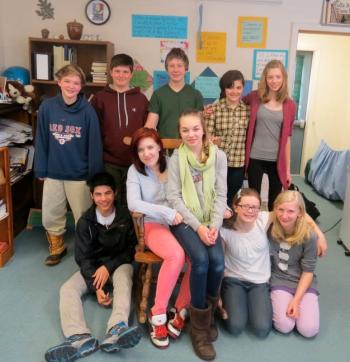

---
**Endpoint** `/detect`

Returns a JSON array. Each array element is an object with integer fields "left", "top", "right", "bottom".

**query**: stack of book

[{"left": 91, "top": 62, "right": 107, "bottom": 84}]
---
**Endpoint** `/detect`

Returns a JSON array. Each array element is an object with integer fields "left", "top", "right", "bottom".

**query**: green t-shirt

[{"left": 148, "top": 84, "right": 204, "bottom": 138}]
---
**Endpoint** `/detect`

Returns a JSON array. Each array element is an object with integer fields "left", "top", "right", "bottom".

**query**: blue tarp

[{"left": 308, "top": 141, "right": 350, "bottom": 201}]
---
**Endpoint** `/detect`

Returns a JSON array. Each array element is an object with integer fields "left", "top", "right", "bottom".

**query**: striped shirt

[{"left": 206, "top": 98, "right": 250, "bottom": 167}]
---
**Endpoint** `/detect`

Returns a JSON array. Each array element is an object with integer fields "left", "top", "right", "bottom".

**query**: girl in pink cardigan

[{"left": 243, "top": 60, "right": 296, "bottom": 210}]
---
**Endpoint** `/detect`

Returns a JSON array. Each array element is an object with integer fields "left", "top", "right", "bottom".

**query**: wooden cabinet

[
  {"left": 0, "top": 147, "right": 14, "bottom": 267},
  {"left": 29, "top": 37, "right": 114, "bottom": 99}
]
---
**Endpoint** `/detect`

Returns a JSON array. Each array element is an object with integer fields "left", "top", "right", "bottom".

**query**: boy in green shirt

[{"left": 145, "top": 48, "right": 203, "bottom": 138}]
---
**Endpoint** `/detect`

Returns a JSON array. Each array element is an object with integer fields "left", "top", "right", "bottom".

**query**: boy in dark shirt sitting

[{"left": 45, "top": 172, "right": 142, "bottom": 362}]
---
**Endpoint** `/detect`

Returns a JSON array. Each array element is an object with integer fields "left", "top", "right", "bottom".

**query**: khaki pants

[
  {"left": 42, "top": 178, "right": 91, "bottom": 235},
  {"left": 59, "top": 264, "right": 134, "bottom": 337}
]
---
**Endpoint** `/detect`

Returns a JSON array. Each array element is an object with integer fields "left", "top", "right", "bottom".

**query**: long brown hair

[
  {"left": 178, "top": 110, "right": 210, "bottom": 163},
  {"left": 270, "top": 190, "right": 311, "bottom": 245},
  {"left": 130, "top": 127, "right": 166, "bottom": 176},
  {"left": 223, "top": 188, "right": 261, "bottom": 230},
  {"left": 258, "top": 60, "right": 289, "bottom": 103}
]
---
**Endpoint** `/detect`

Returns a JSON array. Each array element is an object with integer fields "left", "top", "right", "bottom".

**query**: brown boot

[
  {"left": 44, "top": 232, "right": 67, "bottom": 266},
  {"left": 189, "top": 304, "right": 216, "bottom": 361},
  {"left": 207, "top": 296, "right": 219, "bottom": 342}
]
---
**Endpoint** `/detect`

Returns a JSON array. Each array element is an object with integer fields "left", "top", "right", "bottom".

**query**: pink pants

[
  {"left": 144, "top": 223, "right": 191, "bottom": 316},
  {"left": 271, "top": 289, "right": 319, "bottom": 338}
]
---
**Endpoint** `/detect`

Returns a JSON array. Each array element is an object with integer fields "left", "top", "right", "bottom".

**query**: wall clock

[{"left": 85, "top": 0, "right": 111, "bottom": 25}]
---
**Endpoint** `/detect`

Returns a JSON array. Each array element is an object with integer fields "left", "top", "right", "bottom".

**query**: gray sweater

[
  {"left": 167, "top": 147, "right": 227, "bottom": 231},
  {"left": 269, "top": 231, "right": 318, "bottom": 291},
  {"left": 127, "top": 164, "right": 176, "bottom": 225}
]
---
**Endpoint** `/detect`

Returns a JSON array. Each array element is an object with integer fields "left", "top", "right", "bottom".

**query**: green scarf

[{"left": 178, "top": 142, "right": 216, "bottom": 225}]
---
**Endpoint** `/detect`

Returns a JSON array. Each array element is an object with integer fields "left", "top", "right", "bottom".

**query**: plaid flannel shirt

[{"left": 206, "top": 98, "right": 250, "bottom": 168}]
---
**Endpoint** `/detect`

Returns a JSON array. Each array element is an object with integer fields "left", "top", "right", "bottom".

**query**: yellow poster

[
  {"left": 196, "top": 32, "right": 226, "bottom": 63},
  {"left": 237, "top": 16, "right": 268, "bottom": 48}
]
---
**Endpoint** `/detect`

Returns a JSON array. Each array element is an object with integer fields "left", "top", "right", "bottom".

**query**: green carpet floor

[{"left": 0, "top": 178, "right": 349, "bottom": 362}]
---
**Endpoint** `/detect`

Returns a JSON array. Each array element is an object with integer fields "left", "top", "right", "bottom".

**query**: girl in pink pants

[
  {"left": 127, "top": 128, "right": 190, "bottom": 349},
  {"left": 269, "top": 190, "right": 323, "bottom": 338}
]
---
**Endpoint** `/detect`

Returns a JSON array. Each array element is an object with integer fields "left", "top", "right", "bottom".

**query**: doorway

[
  {"left": 291, "top": 51, "right": 313, "bottom": 175},
  {"left": 289, "top": 27, "right": 350, "bottom": 176}
]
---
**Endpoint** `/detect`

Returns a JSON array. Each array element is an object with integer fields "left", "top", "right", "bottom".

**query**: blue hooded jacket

[{"left": 34, "top": 93, "right": 103, "bottom": 180}]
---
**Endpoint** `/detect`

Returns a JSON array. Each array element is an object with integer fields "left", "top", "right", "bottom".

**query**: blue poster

[
  {"left": 243, "top": 80, "right": 253, "bottom": 97},
  {"left": 195, "top": 77, "right": 220, "bottom": 100},
  {"left": 132, "top": 15, "right": 188, "bottom": 39},
  {"left": 153, "top": 71, "right": 190, "bottom": 90},
  {"left": 192, "top": 67, "right": 219, "bottom": 105}
]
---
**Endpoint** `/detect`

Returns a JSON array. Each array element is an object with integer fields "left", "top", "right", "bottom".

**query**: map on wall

[
  {"left": 196, "top": 32, "right": 227, "bottom": 63},
  {"left": 132, "top": 15, "right": 188, "bottom": 39},
  {"left": 252, "top": 49, "right": 288, "bottom": 80}
]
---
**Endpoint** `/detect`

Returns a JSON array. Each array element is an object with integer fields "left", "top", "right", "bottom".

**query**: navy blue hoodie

[{"left": 34, "top": 93, "right": 103, "bottom": 180}]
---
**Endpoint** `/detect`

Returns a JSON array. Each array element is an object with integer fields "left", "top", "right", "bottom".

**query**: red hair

[{"left": 130, "top": 128, "right": 166, "bottom": 175}]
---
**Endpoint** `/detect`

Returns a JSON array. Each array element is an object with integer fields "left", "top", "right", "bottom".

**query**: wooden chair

[{"left": 124, "top": 136, "right": 221, "bottom": 323}]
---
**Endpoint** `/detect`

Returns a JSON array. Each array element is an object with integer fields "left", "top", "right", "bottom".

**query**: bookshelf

[
  {"left": 0, "top": 104, "right": 34, "bottom": 236},
  {"left": 29, "top": 37, "right": 114, "bottom": 99},
  {"left": 0, "top": 147, "right": 14, "bottom": 267}
]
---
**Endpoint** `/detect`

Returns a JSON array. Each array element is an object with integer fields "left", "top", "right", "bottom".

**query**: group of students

[{"left": 33, "top": 48, "right": 327, "bottom": 362}]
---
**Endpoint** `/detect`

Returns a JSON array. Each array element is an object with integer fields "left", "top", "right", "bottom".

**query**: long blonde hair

[
  {"left": 270, "top": 190, "right": 311, "bottom": 246},
  {"left": 258, "top": 60, "right": 289, "bottom": 103},
  {"left": 178, "top": 110, "right": 210, "bottom": 163}
]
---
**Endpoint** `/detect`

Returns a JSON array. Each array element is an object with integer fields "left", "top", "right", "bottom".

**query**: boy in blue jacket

[
  {"left": 34, "top": 64, "right": 103, "bottom": 266},
  {"left": 45, "top": 172, "right": 142, "bottom": 362}
]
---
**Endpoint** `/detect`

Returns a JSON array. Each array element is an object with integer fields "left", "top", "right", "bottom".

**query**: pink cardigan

[{"left": 243, "top": 90, "right": 296, "bottom": 190}]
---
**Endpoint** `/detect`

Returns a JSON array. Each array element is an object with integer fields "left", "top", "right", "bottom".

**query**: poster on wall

[
  {"left": 130, "top": 60, "right": 153, "bottom": 91},
  {"left": 237, "top": 16, "right": 268, "bottom": 48},
  {"left": 321, "top": 0, "right": 350, "bottom": 25},
  {"left": 196, "top": 32, "right": 227, "bottom": 63},
  {"left": 132, "top": 15, "right": 188, "bottom": 39},
  {"left": 192, "top": 67, "right": 220, "bottom": 105},
  {"left": 160, "top": 40, "right": 189, "bottom": 63},
  {"left": 252, "top": 49, "right": 288, "bottom": 80},
  {"left": 153, "top": 70, "right": 190, "bottom": 90}
]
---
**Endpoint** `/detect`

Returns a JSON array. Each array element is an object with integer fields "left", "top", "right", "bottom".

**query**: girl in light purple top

[{"left": 127, "top": 128, "right": 190, "bottom": 349}]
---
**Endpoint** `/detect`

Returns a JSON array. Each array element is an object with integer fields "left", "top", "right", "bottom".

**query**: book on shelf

[
  {"left": 53, "top": 45, "right": 77, "bottom": 77},
  {"left": 33, "top": 53, "right": 51, "bottom": 80}
]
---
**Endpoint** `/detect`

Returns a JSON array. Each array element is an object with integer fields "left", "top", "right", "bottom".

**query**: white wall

[
  {"left": 0, "top": 0, "right": 325, "bottom": 84},
  {"left": 298, "top": 32, "right": 350, "bottom": 168},
  {"left": 0, "top": 0, "right": 5, "bottom": 71}
]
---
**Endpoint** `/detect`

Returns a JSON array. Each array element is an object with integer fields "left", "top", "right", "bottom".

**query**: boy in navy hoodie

[
  {"left": 34, "top": 64, "right": 103, "bottom": 266},
  {"left": 91, "top": 54, "right": 148, "bottom": 206}
]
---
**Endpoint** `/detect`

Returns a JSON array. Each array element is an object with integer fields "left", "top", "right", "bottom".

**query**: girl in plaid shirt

[{"left": 205, "top": 70, "right": 250, "bottom": 206}]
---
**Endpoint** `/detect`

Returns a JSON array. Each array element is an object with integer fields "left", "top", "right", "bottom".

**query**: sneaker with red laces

[
  {"left": 148, "top": 313, "right": 169, "bottom": 349},
  {"left": 167, "top": 308, "right": 187, "bottom": 339}
]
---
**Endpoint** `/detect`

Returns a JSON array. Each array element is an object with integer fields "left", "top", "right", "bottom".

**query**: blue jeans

[
  {"left": 170, "top": 223, "right": 225, "bottom": 309},
  {"left": 221, "top": 277, "right": 272, "bottom": 338}
]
